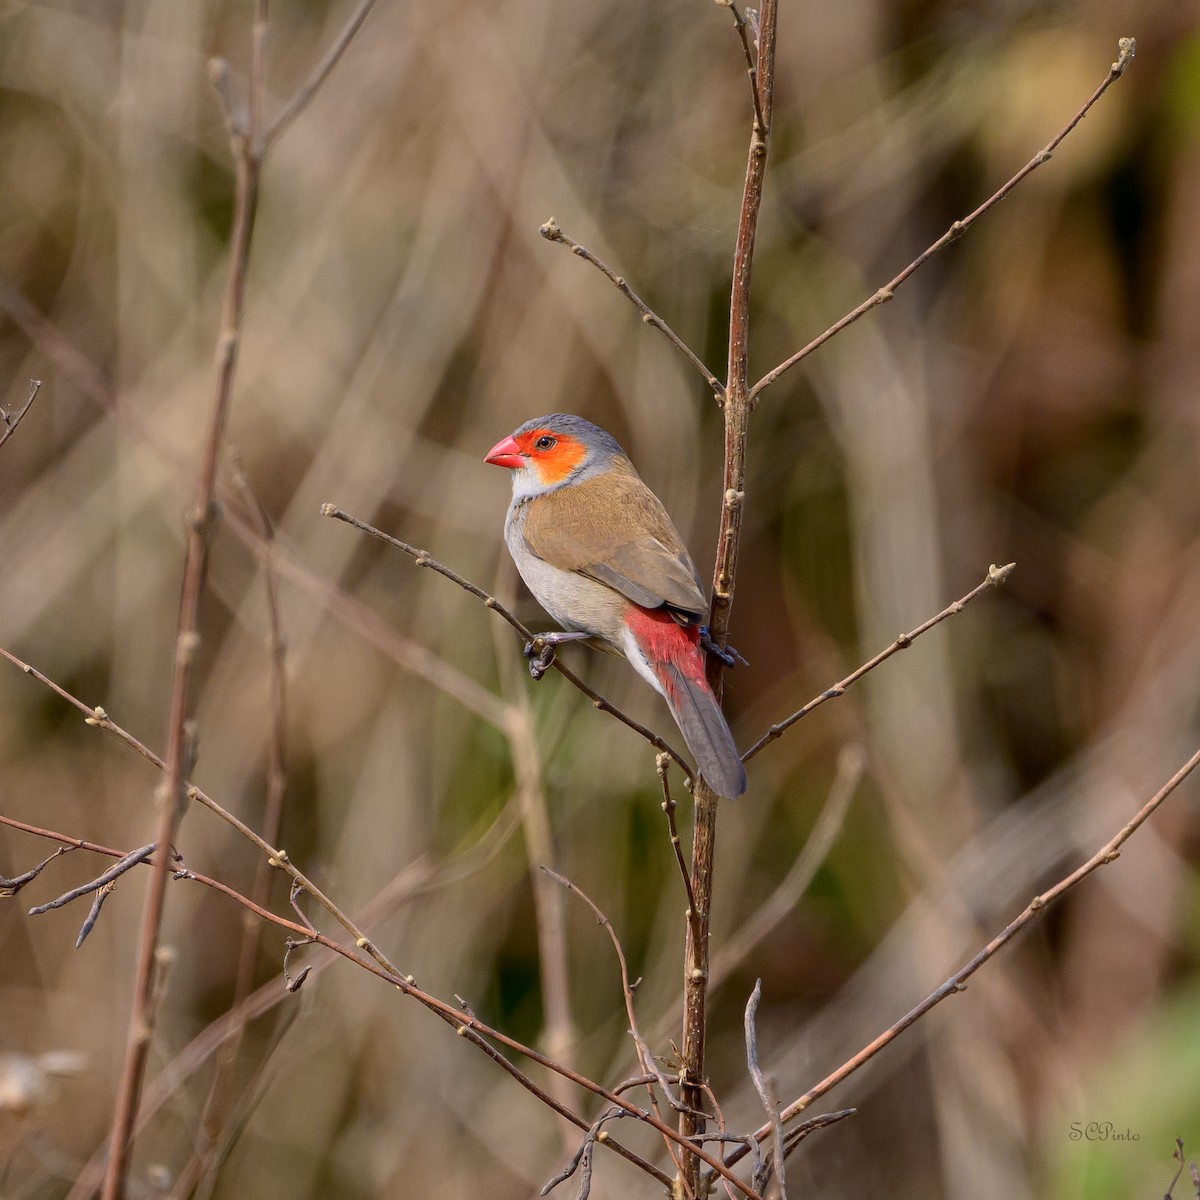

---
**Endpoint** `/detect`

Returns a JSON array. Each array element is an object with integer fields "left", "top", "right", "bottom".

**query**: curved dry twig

[{"left": 743, "top": 980, "right": 786, "bottom": 1199}]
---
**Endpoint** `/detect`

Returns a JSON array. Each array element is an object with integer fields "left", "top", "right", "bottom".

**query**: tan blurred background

[{"left": 1, "top": 0, "right": 1198, "bottom": 1196}]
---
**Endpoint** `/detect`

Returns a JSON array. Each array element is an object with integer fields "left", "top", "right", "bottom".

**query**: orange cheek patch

[{"left": 519, "top": 431, "right": 587, "bottom": 485}]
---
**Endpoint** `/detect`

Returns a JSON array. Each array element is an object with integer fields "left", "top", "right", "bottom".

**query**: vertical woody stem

[
  {"left": 100, "top": 15, "right": 266, "bottom": 1197},
  {"left": 677, "top": 2, "right": 777, "bottom": 1194}
]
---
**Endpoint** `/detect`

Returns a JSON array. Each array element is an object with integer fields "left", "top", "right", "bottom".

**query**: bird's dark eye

[{"left": 535, "top": 435, "right": 557, "bottom": 450}]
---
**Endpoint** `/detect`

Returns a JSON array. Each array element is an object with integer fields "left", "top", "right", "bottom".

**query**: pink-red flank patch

[{"left": 624, "top": 605, "right": 706, "bottom": 699}]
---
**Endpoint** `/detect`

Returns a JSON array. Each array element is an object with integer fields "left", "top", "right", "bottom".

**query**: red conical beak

[{"left": 484, "top": 434, "right": 524, "bottom": 470}]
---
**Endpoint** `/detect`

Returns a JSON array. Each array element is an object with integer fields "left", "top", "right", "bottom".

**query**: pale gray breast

[{"left": 504, "top": 499, "right": 628, "bottom": 645}]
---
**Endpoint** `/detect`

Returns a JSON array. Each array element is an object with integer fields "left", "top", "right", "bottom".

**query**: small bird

[{"left": 485, "top": 414, "right": 746, "bottom": 798}]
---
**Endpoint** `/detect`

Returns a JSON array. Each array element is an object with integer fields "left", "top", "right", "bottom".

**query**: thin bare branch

[
  {"left": 322, "top": 503, "right": 693, "bottom": 776},
  {"left": 0, "top": 845, "right": 70, "bottom": 894},
  {"left": 658, "top": 754, "right": 698, "bottom": 936},
  {"left": 780, "top": 1108, "right": 855, "bottom": 1159},
  {"left": 0, "top": 378, "right": 42, "bottom": 453},
  {"left": 720, "top": 2, "right": 765, "bottom": 135},
  {"left": 266, "top": 0, "right": 381, "bottom": 145},
  {"left": 680, "top": 3, "right": 779, "bottom": 1189},
  {"left": 749, "top": 37, "right": 1137, "bottom": 402},
  {"left": 539, "top": 219, "right": 725, "bottom": 399},
  {"left": 742, "top": 564, "right": 1014, "bottom": 763},
  {"left": 103, "top": 24, "right": 267, "bottom": 1181},
  {"left": 724, "top": 737, "right": 1200, "bottom": 1168}
]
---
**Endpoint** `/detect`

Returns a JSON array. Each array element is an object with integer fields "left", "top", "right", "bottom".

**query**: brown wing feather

[{"left": 520, "top": 462, "right": 707, "bottom": 619}]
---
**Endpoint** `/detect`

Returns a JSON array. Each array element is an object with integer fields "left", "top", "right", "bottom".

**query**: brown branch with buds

[{"left": 0, "top": 378, "right": 42, "bottom": 453}]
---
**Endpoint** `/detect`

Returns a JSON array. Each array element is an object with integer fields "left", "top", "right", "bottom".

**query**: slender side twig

[
  {"left": 1, "top": 844, "right": 70, "bottom": 893},
  {"left": 748, "top": 37, "right": 1137, "bottom": 403},
  {"left": 743, "top": 980, "right": 787, "bottom": 1199},
  {"left": 265, "top": 0, "right": 380, "bottom": 145},
  {"left": 103, "top": 18, "right": 267, "bottom": 1186},
  {"left": 322, "top": 504, "right": 693, "bottom": 776},
  {"left": 778, "top": 1108, "right": 855, "bottom": 1160},
  {"left": 539, "top": 219, "right": 724, "bottom": 399},
  {"left": 0, "top": 815, "right": 306, "bottom": 943},
  {"left": 0, "top": 378, "right": 42, "bottom": 453},
  {"left": 678, "top": 4, "right": 778, "bottom": 1191},
  {"left": 742, "top": 564, "right": 1014, "bottom": 762},
  {"left": 658, "top": 754, "right": 699, "bottom": 946},
  {"left": 720, "top": 1, "right": 765, "bottom": 135},
  {"left": 723, "top": 739, "right": 1200, "bottom": 1168}
]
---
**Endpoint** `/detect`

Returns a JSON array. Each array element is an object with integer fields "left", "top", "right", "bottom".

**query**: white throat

[{"left": 508, "top": 464, "right": 544, "bottom": 502}]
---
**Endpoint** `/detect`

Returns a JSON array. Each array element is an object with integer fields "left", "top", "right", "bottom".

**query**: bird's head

[{"left": 485, "top": 414, "right": 626, "bottom": 496}]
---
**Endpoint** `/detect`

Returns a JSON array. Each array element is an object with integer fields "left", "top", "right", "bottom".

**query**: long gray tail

[{"left": 660, "top": 663, "right": 747, "bottom": 799}]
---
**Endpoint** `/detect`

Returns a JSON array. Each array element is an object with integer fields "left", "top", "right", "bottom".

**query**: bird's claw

[
  {"left": 524, "top": 639, "right": 557, "bottom": 680},
  {"left": 699, "top": 625, "right": 747, "bottom": 668}
]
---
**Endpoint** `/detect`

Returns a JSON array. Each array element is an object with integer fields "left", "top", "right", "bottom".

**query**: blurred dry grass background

[{"left": 1, "top": 0, "right": 1199, "bottom": 1197}]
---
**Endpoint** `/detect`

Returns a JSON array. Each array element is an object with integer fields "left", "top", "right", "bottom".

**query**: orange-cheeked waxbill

[{"left": 485, "top": 414, "right": 746, "bottom": 799}]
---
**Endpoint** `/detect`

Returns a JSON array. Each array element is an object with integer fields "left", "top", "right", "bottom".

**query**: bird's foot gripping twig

[
  {"left": 523, "top": 631, "right": 591, "bottom": 680},
  {"left": 699, "top": 626, "right": 747, "bottom": 668}
]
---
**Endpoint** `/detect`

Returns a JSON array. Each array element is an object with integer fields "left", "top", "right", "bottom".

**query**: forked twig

[
  {"left": 1, "top": 845, "right": 71, "bottom": 894},
  {"left": 28, "top": 844, "right": 156, "bottom": 917},
  {"left": 541, "top": 1108, "right": 629, "bottom": 1199}
]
